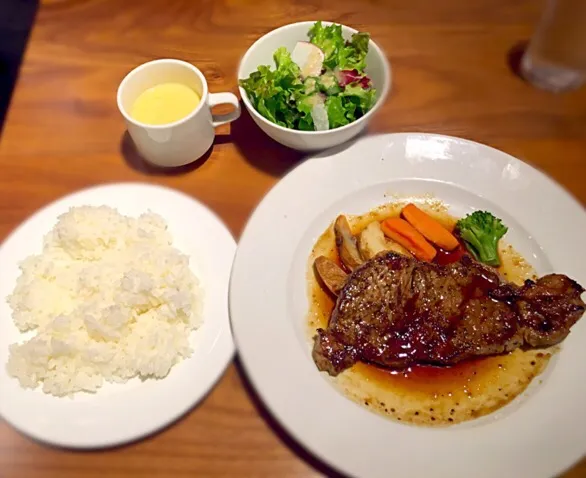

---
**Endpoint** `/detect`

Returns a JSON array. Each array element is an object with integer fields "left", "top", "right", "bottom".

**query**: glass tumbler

[{"left": 521, "top": 0, "right": 586, "bottom": 92}]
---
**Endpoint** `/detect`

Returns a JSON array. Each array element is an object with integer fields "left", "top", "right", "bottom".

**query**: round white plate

[
  {"left": 230, "top": 133, "right": 586, "bottom": 478},
  {"left": 0, "top": 183, "right": 236, "bottom": 448}
]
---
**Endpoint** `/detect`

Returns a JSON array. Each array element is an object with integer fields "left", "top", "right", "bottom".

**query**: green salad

[{"left": 239, "top": 21, "right": 377, "bottom": 131}]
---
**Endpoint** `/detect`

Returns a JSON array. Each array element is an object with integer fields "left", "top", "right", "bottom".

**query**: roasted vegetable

[
  {"left": 334, "top": 215, "right": 363, "bottom": 270},
  {"left": 381, "top": 217, "right": 437, "bottom": 262},
  {"left": 456, "top": 211, "right": 508, "bottom": 267},
  {"left": 401, "top": 203, "right": 459, "bottom": 251},
  {"left": 358, "top": 221, "right": 412, "bottom": 259},
  {"left": 314, "top": 256, "right": 348, "bottom": 295}
]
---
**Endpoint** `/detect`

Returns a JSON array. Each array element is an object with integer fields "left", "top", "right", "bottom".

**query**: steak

[{"left": 313, "top": 252, "right": 585, "bottom": 376}]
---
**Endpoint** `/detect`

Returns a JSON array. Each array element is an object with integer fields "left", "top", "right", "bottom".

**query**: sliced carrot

[
  {"left": 381, "top": 217, "right": 437, "bottom": 262},
  {"left": 401, "top": 203, "right": 459, "bottom": 251}
]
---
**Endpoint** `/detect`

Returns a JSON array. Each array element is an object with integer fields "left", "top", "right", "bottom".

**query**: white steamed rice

[{"left": 6, "top": 206, "right": 202, "bottom": 397}]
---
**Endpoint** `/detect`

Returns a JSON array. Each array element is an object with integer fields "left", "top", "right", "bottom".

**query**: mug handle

[{"left": 209, "top": 92, "right": 241, "bottom": 127}]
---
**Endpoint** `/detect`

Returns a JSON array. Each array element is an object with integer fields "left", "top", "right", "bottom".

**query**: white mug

[{"left": 117, "top": 59, "right": 240, "bottom": 167}]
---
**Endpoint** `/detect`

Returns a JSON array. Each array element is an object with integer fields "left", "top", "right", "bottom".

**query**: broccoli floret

[{"left": 455, "top": 211, "right": 508, "bottom": 267}]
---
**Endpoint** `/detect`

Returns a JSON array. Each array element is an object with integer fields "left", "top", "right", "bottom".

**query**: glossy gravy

[{"left": 307, "top": 199, "right": 551, "bottom": 426}]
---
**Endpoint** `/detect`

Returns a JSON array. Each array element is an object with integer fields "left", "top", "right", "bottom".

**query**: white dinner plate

[
  {"left": 0, "top": 183, "right": 236, "bottom": 448},
  {"left": 230, "top": 133, "right": 586, "bottom": 478}
]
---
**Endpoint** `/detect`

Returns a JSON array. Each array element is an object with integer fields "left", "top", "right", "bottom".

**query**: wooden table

[{"left": 1, "top": 0, "right": 586, "bottom": 476}]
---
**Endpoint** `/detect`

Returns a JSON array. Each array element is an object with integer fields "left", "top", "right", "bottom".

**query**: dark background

[{"left": 0, "top": 0, "right": 38, "bottom": 137}]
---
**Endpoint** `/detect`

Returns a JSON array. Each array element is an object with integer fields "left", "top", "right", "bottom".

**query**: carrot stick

[
  {"left": 401, "top": 203, "right": 459, "bottom": 251},
  {"left": 381, "top": 217, "right": 437, "bottom": 262}
]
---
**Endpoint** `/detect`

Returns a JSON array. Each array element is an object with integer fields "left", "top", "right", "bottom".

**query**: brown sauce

[
  {"left": 355, "top": 356, "right": 518, "bottom": 398},
  {"left": 307, "top": 199, "right": 551, "bottom": 426},
  {"left": 434, "top": 245, "right": 465, "bottom": 266}
]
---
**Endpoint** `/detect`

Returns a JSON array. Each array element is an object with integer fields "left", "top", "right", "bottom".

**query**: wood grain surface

[{"left": 1, "top": 0, "right": 586, "bottom": 477}]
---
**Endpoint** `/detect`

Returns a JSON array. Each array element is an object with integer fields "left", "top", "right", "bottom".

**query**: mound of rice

[{"left": 6, "top": 206, "right": 203, "bottom": 397}]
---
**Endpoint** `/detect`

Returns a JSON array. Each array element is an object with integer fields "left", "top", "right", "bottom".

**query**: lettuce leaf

[
  {"left": 309, "top": 21, "right": 370, "bottom": 73},
  {"left": 338, "top": 33, "right": 369, "bottom": 71},
  {"left": 324, "top": 85, "right": 376, "bottom": 129},
  {"left": 342, "top": 84, "right": 377, "bottom": 113},
  {"left": 325, "top": 96, "right": 349, "bottom": 128},
  {"left": 308, "top": 21, "right": 345, "bottom": 70},
  {"left": 295, "top": 93, "right": 318, "bottom": 131},
  {"left": 323, "top": 84, "right": 377, "bottom": 128},
  {"left": 239, "top": 47, "right": 303, "bottom": 128},
  {"left": 273, "top": 46, "right": 300, "bottom": 76},
  {"left": 338, "top": 69, "right": 372, "bottom": 89}
]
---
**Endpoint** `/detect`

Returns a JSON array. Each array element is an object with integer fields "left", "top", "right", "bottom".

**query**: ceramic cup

[{"left": 117, "top": 59, "right": 240, "bottom": 167}]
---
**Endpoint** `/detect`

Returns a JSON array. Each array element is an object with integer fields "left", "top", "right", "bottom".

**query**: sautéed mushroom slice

[
  {"left": 334, "top": 215, "right": 364, "bottom": 271},
  {"left": 314, "top": 256, "right": 348, "bottom": 295}
]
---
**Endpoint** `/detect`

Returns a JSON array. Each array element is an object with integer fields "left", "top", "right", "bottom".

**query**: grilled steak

[{"left": 313, "top": 252, "right": 585, "bottom": 376}]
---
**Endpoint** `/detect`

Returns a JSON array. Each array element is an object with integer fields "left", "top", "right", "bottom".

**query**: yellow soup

[{"left": 130, "top": 83, "right": 201, "bottom": 125}]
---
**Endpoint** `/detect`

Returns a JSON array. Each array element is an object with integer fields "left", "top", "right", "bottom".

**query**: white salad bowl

[{"left": 237, "top": 21, "right": 391, "bottom": 151}]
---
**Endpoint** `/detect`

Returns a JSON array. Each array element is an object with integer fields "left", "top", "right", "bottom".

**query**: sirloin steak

[{"left": 313, "top": 252, "right": 585, "bottom": 376}]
